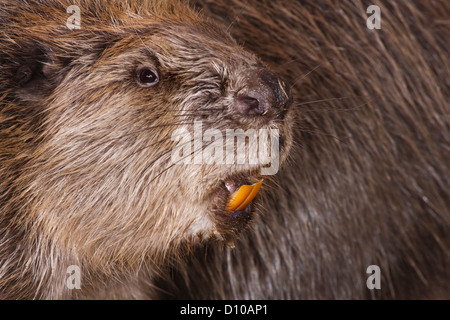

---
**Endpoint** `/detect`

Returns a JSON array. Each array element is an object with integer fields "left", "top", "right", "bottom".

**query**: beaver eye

[{"left": 137, "top": 67, "right": 159, "bottom": 86}]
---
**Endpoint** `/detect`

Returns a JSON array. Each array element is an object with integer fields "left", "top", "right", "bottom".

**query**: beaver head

[{"left": 0, "top": 0, "right": 293, "bottom": 297}]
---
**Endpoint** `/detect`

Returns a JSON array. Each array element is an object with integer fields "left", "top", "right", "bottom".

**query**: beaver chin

[{"left": 196, "top": 170, "right": 263, "bottom": 244}]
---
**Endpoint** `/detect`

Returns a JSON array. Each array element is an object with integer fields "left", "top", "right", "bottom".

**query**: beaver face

[{"left": 2, "top": 2, "right": 293, "bottom": 268}]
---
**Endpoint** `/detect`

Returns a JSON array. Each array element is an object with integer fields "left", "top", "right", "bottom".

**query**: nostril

[
  {"left": 240, "top": 96, "right": 259, "bottom": 109},
  {"left": 235, "top": 69, "right": 292, "bottom": 118},
  {"left": 236, "top": 95, "right": 263, "bottom": 115}
]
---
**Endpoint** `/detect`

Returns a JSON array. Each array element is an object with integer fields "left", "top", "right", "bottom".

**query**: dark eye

[{"left": 137, "top": 67, "right": 159, "bottom": 86}]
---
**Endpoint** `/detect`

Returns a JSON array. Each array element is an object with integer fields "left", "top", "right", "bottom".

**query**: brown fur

[
  {"left": 0, "top": 0, "right": 292, "bottom": 299},
  {"left": 156, "top": 0, "right": 450, "bottom": 299},
  {"left": 1, "top": 0, "right": 449, "bottom": 300}
]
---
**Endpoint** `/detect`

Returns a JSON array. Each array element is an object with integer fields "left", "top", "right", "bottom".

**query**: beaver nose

[{"left": 235, "top": 68, "right": 292, "bottom": 117}]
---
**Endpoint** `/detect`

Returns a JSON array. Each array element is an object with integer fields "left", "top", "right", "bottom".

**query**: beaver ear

[
  {"left": 8, "top": 47, "right": 45, "bottom": 87},
  {"left": 8, "top": 34, "right": 121, "bottom": 100},
  {"left": 8, "top": 44, "right": 71, "bottom": 100},
  {"left": 12, "top": 36, "right": 120, "bottom": 86}
]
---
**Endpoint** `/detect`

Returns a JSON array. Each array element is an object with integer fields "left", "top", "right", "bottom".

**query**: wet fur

[
  {"left": 0, "top": 0, "right": 449, "bottom": 299},
  {"left": 156, "top": 0, "right": 450, "bottom": 299},
  {"left": 0, "top": 0, "right": 291, "bottom": 299}
]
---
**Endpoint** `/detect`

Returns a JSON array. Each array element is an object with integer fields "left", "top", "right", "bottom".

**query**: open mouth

[
  {"left": 208, "top": 173, "right": 263, "bottom": 239},
  {"left": 225, "top": 179, "right": 263, "bottom": 212}
]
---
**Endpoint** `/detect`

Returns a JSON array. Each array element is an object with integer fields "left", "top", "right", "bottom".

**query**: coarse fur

[
  {"left": 0, "top": 0, "right": 292, "bottom": 299},
  {"left": 156, "top": 0, "right": 450, "bottom": 299},
  {"left": 0, "top": 0, "right": 448, "bottom": 300}
]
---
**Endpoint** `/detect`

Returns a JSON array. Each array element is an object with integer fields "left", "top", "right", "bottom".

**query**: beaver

[
  {"left": 154, "top": 0, "right": 450, "bottom": 299},
  {"left": 1, "top": 0, "right": 448, "bottom": 300},
  {"left": 0, "top": 0, "right": 293, "bottom": 299}
]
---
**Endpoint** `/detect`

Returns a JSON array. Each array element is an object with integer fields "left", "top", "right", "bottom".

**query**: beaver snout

[{"left": 235, "top": 68, "right": 292, "bottom": 119}]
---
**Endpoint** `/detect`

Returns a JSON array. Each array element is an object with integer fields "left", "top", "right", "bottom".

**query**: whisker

[
  {"left": 292, "top": 125, "right": 351, "bottom": 144},
  {"left": 274, "top": 57, "right": 305, "bottom": 71},
  {"left": 290, "top": 62, "right": 326, "bottom": 89},
  {"left": 293, "top": 96, "right": 375, "bottom": 112},
  {"left": 226, "top": 1, "right": 249, "bottom": 33},
  {"left": 94, "top": 118, "right": 222, "bottom": 148},
  {"left": 121, "top": 118, "right": 226, "bottom": 159},
  {"left": 294, "top": 96, "right": 361, "bottom": 107},
  {"left": 147, "top": 128, "right": 228, "bottom": 186},
  {"left": 147, "top": 144, "right": 206, "bottom": 185}
]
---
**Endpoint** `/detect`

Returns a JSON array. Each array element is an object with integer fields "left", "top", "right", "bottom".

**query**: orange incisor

[{"left": 226, "top": 181, "right": 263, "bottom": 212}]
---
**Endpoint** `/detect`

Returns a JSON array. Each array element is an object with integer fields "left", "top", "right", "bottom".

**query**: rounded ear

[
  {"left": 0, "top": 31, "right": 123, "bottom": 103},
  {"left": 0, "top": 42, "right": 62, "bottom": 101},
  {"left": 15, "top": 46, "right": 51, "bottom": 84},
  {"left": 0, "top": 39, "right": 78, "bottom": 101}
]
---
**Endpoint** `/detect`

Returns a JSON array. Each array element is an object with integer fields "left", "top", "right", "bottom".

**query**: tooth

[
  {"left": 226, "top": 184, "right": 253, "bottom": 212},
  {"left": 226, "top": 180, "right": 263, "bottom": 212},
  {"left": 237, "top": 180, "right": 263, "bottom": 211},
  {"left": 224, "top": 180, "right": 240, "bottom": 193}
]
